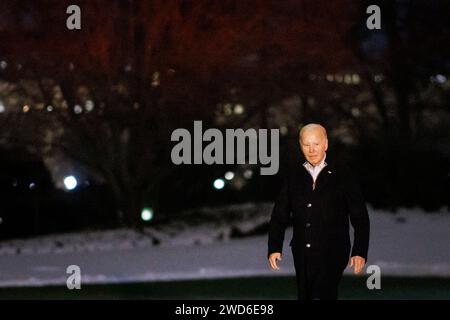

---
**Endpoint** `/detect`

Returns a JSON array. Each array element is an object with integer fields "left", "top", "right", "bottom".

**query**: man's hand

[
  {"left": 348, "top": 256, "right": 366, "bottom": 274},
  {"left": 268, "top": 252, "right": 282, "bottom": 270}
]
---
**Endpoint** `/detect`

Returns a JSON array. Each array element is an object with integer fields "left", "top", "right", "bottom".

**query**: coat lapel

[
  {"left": 297, "top": 156, "right": 335, "bottom": 193},
  {"left": 314, "top": 163, "right": 334, "bottom": 193}
]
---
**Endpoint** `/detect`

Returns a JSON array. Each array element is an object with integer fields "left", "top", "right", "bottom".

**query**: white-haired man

[{"left": 268, "top": 123, "right": 370, "bottom": 300}]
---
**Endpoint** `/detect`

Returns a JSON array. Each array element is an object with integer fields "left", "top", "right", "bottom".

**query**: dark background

[{"left": 0, "top": 0, "right": 448, "bottom": 240}]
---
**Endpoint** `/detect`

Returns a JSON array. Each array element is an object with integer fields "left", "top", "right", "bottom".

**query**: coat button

[
  {"left": 306, "top": 223, "right": 311, "bottom": 228},
  {"left": 307, "top": 203, "right": 312, "bottom": 207},
  {"left": 306, "top": 243, "right": 311, "bottom": 248}
]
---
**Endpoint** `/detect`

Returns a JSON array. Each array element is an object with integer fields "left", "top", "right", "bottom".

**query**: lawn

[{"left": 0, "top": 276, "right": 449, "bottom": 300}]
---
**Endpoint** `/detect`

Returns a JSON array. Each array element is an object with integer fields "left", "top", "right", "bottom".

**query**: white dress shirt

[{"left": 303, "top": 153, "right": 327, "bottom": 186}]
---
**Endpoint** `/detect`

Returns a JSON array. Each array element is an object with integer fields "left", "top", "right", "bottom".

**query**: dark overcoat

[{"left": 268, "top": 155, "right": 370, "bottom": 299}]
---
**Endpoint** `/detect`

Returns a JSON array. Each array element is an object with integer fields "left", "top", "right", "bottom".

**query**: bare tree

[{"left": 2, "top": 0, "right": 390, "bottom": 224}]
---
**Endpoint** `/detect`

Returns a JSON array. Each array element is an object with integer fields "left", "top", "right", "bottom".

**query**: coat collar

[
  {"left": 302, "top": 153, "right": 328, "bottom": 172},
  {"left": 296, "top": 154, "right": 335, "bottom": 191}
]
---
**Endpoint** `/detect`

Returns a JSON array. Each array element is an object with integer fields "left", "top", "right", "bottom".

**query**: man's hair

[{"left": 299, "top": 123, "right": 328, "bottom": 140}]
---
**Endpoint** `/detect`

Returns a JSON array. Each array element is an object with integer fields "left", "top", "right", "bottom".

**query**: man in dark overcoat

[{"left": 268, "top": 123, "right": 370, "bottom": 300}]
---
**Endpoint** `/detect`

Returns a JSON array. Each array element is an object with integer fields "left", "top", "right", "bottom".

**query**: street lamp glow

[
  {"left": 224, "top": 171, "right": 234, "bottom": 180},
  {"left": 243, "top": 169, "right": 253, "bottom": 179},
  {"left": 234, "top": 104, "right": 244, "bottom": 115},
  {"left": 435, "top": 74, "right": 447, "bottom": 84},
  {"left": 213, "top": 178, "right": 225, "bottom": 190},
  {"left": 74, "top": 105, "right": 83, "bottom": 114},
  {"left": 141, "top": 208, "right": 154, "bottom": 221},
  {"left": 85, "top": 100, "right": 94, "bottom": 112},
  {"left": 64, "top": 176, "right": 78, "bottom": 190}
]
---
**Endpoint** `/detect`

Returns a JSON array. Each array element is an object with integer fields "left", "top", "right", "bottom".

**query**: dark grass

[{"left": 0, "top": 276, "right": 449, "bottom": 300}]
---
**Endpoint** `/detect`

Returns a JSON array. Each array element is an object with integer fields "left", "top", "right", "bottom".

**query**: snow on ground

[{"left": 0, "top": 204, "right": 448, "bottom": 287}]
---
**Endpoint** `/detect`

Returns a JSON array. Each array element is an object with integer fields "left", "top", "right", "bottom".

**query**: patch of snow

[{"left": 0, "top": 203, "right": 448, "bottom": 287}]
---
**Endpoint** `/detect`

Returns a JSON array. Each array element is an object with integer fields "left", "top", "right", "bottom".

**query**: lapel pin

[{"left": 328, "top": 170, "right": 332, "bottom": 174}]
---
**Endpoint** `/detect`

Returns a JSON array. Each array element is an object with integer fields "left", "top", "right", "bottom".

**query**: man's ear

[{"left": 325, "top": 139, "right": 328, "bottom": 151}]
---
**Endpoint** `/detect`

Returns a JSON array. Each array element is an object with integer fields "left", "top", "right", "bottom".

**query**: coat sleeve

[
  {"left": 342, "top": 166, "right": 370, "bottom": 261},
  {"left": 267, "top": 172, "right": 292, "bottom": 258}
]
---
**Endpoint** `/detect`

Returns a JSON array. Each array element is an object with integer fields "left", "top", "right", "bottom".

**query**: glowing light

[
  {"left": 326, "top": 74, "right": 334, "bottom": 82},
  {"left": 224, "top": 171, "right": 234, "bottom": 180},
  {"left": 374, "top": 74, "right": 383, "bottom": 83},
  {"left": 223, "top": 104, "right": 233, "bottom": 116},
  {"left": 85, "top": 100, "right": 94, "bottom": 112},
  {"left": 46, "top": 105, "right": 53, "bottom": 112},
  {"left": 243, "top": 169, "right": 253, "bottom": 179},
  {"left": 351, "top": 107, "right": 361, "bottom": 117},
  {"left": 435, "top": 74, "right": 447, "bottom": 84},
  {"left": 141, "top": 208, "right": 154, "bottom": 221},
  {"left": 0, "top": 61, "right": 7, "bottom": 69},
  {"left": 23, "top": 105, "right": 30, "bottom": 113},
  {"left": 344, "top": 74, "right": 352, "bottom": 84},
  {"left": 63, "top": 176, "right": 78, "bottom": 190},
  {"left": 0, "top": 100, "right": 5, "bottom": 113},
  {"left": 151, "top": 72, "right": 160, "bottom": 87},
  {"left": 74, "top": 105, "right": 83, "bottom": 114},
  {"left": 213, "top": 178, "right": 225, "bottom": 190},
  {"left": 352, "top": 74, "right": 360, "bottom": 84},
  {"left": 234, "top": 104, "right": 244, "bottom": 115},
  {"left": 29, "top": 182, "right": 36, "bottom": 190}
]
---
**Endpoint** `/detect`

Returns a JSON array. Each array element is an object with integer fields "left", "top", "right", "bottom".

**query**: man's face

[{"left": 299, "top": 128, "right": 328, "bottom": 166}]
